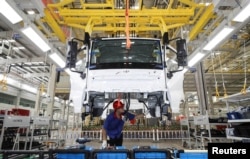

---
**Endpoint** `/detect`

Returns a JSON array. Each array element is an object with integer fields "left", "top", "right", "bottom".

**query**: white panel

[
  {"left": 69, "top": 72, "right": 86, "bottom": 113},
  {"left": 193, "top": 115, "right": 208, "bottom": 125},
  {"left": 32, "top": 116, "right": 50, "bottom": 125},
  {"left": 180, "top": 118, "right": 189, "bottom": 125},
  {"left": 167, "top": 71, "right": 185, "bottom": 113},
  {"left": 87, "top": 69, "right": 166, "bottom": 92},
  {"left": 4, "top": 115, "right": 30, "bottom": 127},
  {"left": 59, "top": 119, "right": 67, "bottom": 126}
]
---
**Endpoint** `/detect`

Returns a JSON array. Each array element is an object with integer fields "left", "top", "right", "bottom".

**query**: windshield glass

[{"left": 90, "top": 39, "right": 163, "bottom": 69}]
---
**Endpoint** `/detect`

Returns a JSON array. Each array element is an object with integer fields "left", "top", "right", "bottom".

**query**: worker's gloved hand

[
  {"left": 130, "top": 118, "right": 136, "bottom": 124},
  {"left": 102, "top": 140, "right": 107, "bottom": 149}
]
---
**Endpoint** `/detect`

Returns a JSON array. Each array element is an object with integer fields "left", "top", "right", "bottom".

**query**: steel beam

[
  {"left": 43, "top": 0, "right": 209, "bottom": 37},
  {"left": 44, "top": 9, "right": 67, "bottom": 43},
  {"left": 48, "top": 0, "right": 74, "bottom": 7},
  {"left": 189, "top": 4, "right": 214, "bottom": 40},
  {"left": 23, "top": 73, "right": 50, "bottom": 78},
  {"left": 0, "top": 57, "right": 45, "bottom": 65},
  {"left": 179, "top": 0, "right": 200, "bottom": 7},
  {"left": 194, "top": 62, "right": 208, "bottom": 115},
  {"left": 46, "top": 64, "right": 57, "bottom": 119},
  {"left": 81, "top": 1, "right": 114, "bottom": 9},
  {"left": 58, "top": 8, "right": 194, "bottom": 17},
  {"left": 64, "top": 17, "right": 190, "bottom": 24}
]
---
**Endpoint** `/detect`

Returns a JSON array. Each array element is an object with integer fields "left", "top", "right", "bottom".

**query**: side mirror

[
  {"left": 176, "top": 39, "right": 188, "bottom": 66},
  {"left": 162, "top": 32, "right": 169, "bottom": 45},
  {"left": 84, "top": 32, "right": 90, "bottom": 48},
  {"left": 66, "top": 40, "right": 78, "bottom": 68}
]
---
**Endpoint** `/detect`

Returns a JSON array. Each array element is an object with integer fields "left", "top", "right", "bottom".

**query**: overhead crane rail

[{"left": 41, "top": 0, "right": 215, "bottom": 40}]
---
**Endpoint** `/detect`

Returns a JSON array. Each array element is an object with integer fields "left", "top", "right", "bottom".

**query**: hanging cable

[
  {"left": 241, "top": 40, "right": 247, "bottom": 94},
  {"left": 125, "top": 0, "right": 131, "bottom": 49},
  {"left": 218, "top": 54, "right": 227, "bottom": 97},
  {"left": 211, "top": 53, "right": 220, "bottom": 98}
]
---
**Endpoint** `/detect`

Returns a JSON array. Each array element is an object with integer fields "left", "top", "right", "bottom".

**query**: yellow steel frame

[
  {"left": 189, "top": 4, "right": 214, "bottom": 41},
  {"left": 43, "top": 9, "right": 66, "bottom": 43},
  {"left": 42, "top": 0, "right": 215, "bottom": 41}
]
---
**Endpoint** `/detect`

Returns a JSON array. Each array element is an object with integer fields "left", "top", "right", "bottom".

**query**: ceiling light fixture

[
  {"left": 13, "top": 46, "right": 25, "bottom": 50},
  {"left": 21, "top": 26, "right": 51, "bottom": 52},
  {"left": 49, "top": 53, "right": 71, "bottom": 75},
  {"left": 188, "top": 52, "right": 205, "bottom": 67},
  {"left": 203, "top": 27, "right": 234, "bottom": 51},
  {"left": 24, "top": 8, "right": 39, "bottom": 15},
  {"left": 0, "top": 0, "right": 23, "bottom": 24},
  {"left": 27, "top": 10, "right": 36, "bottom": 15},
  {"left": 0, "top": 74, "right": 37, "bottom": 94},
  {"left": 3, "top": 39, "right": 16, "bottom": 43},
  {"left": 199, "top": 2, "right": 211, "bottom": 6},
  {"left": 233, "top": 2, "right": 250, "bottom": 22},
  {"left": 49, "top": 52, "right": 65, "bottom": 68}
]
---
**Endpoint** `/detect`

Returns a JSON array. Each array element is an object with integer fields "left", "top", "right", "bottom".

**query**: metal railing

[{"left": 65, "top": 129, "right": 189, "bottom": 142}]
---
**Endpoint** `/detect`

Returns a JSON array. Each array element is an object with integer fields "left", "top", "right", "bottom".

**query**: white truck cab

[{"left": 65, "top": 34, "right": 187, "bottom": 120}]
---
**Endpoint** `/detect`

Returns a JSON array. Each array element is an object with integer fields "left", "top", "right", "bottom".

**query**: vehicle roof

[{"left": 93, "top": 37, "right": 161, "bottom": 41}]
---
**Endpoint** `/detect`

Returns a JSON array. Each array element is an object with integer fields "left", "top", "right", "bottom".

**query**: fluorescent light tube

[
  {"left": 203, "top": 27, "right": 234, "bottom": 51},
  {"left": 21, "top": 84, "right": 37, "bottom": 94},
  {"left": 27, "top": 10, "right": 36, "bottom": 15},
  {"left": 233, "top": 2, "right": 250, "bottom": 22},
  {"left": 49, "top": 53, "right": 65, "bottom": 68},
  {"left": 0, "top": 74, "right": 37, "bottom": 94},
  {"left": 188, "top": 52, "right": 205, "bottom": 67},
  {"left": 3, "top": 39, "right": 16, "bottom": 43},
  {"left": 0, "top": 0, "right": 23, "bottom": 24},
  {"left": 13, "top": 46, "right": 25, "bottom": 50},
  {"left": 21, "top": 26, "right": 51, "bottom": 52}
]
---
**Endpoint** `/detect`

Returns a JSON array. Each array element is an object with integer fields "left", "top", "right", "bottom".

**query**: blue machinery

[{"left": 0, "top": 148, "right": 208, "bottom": 159}]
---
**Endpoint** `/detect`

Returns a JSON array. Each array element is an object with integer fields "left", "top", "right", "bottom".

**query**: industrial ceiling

[{"left": 0, "top": 0, "right": 250, "bottom": 107}]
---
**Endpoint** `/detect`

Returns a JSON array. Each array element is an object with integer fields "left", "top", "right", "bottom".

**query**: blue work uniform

[{"left": 103, "top": 111, "right": 135, "bottom": 146}]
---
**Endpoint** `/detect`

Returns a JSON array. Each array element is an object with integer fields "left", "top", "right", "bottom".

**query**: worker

[{"left": 102, "top": 99, "right": 144, "bottom": 148}]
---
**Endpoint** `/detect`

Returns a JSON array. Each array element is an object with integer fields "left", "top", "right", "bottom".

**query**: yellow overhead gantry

[{"left": 41, "top": 0, "right": 215, "bottom": 42}]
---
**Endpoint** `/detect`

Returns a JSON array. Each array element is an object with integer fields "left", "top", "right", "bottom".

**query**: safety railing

[{"left": 65, "top": 129, "right": 188, "bottom": 142}]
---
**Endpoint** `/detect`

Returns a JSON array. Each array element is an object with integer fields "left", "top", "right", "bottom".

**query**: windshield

[{"left": 90, "top": 39, "right": 163, "bottom": 69}]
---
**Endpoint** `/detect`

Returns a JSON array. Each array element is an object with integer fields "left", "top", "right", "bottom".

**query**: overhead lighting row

[
  {"left": 188, "top": 1, "right": 250, "bottom": 67},
  {"left": 0, "top": 0, "right": 69, "bottom": 94},
  {"left": 0, "top": 0, "right": 65, "bottom": 69},
  {"left": 1, "top": 1, "right": 250, "bottom": 70}
]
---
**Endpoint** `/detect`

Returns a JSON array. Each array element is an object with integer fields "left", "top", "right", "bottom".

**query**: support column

[
  {"left": 76, "top": 113, "right": 80, "bottom": 129},
  {"left": 73, "top": 113, "right": 76, "bottom": 129},
  {"left": 46, "top": 64, "right": 57, "bottom": 119},
  {"left": 61, "top": 100, "right": 66, "bottom": 120},
  {"left": 34, "top": 90, "right": 41, "bottom": 116},
  {"left": 66, "top": 102, "right": 70, "bottom": 130},
  {"left": 207, "top": 87, "right": 215, "bottom": 115},
  {"left": 15, "top": 90, "right": 22, "bottom": 107},
  {"left": 195, "top": 62, "right": 208, "bottom": 115}
]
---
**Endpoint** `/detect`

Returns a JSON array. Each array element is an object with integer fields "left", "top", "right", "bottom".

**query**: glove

[
  {"left": 102, "top": 140, "right": 107, "bottom": 149},
  {"left": 130, "top": 118, "right": 136, "bottom": 124}
]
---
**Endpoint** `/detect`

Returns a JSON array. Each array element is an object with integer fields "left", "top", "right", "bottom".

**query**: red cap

[{"left": 113, "top": 100, "right": 124, "bottom": 110}]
